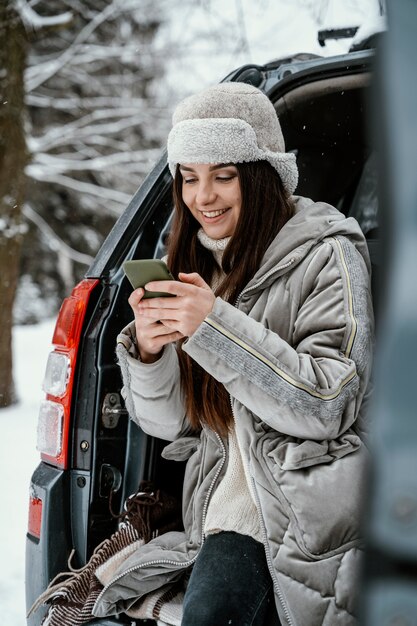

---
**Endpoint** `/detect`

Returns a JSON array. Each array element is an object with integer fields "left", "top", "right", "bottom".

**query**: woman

[{"left": 95, "top": 82, "right": 374, "bottom": 625}]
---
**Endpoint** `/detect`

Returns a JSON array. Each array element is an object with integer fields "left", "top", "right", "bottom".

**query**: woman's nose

[{"left": 195, "top": 181, "right": 216, "bottom": 205}]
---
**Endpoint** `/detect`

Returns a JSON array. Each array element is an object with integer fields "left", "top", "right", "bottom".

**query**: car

[{"left": 26, "top": 35, "right": 381, "bottom": 626}]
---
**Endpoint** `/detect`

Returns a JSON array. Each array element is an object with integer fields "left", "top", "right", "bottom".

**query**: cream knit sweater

[{"left": 197, "top": 230, "right": 262, "bottom": 543}]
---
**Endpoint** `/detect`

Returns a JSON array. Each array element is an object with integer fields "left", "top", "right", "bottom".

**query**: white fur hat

[{"left": 167, "top": 82, "right": 298, "bottom": 196}]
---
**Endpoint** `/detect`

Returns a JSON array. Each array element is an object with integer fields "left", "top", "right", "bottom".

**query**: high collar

[
  {"left": 197, "top": 228, "right": 231, "bottom": 252},
  {"left": 197, "top": 229, "right": 230, "bottom": 267}
]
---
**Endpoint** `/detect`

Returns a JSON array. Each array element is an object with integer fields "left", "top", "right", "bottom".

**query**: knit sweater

[{"left": 197, "top": 229, "right": 262, "bottom": 543}]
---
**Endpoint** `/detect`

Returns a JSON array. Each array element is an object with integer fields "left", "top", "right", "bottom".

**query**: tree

[{"left": 0, "top": 1, "right": 27, "bottom": 407}]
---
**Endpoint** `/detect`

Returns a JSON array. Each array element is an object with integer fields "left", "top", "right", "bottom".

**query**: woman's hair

[{"left": 167, "top": 160, "right": 294, "bottom": 437}]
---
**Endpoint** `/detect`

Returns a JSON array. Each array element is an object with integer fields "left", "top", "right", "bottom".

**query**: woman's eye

[
  {"left": 216, "top": 175, "right": 234, "bottom": 182},
  {"left": 183, "top": 178, "right": 197, "bottom": 184}
]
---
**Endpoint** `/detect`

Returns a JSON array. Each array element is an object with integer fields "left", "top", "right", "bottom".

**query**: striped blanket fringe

[
  {"left": 27, "top": 523, "right": 141, "bottom": 626},
  {"left": 27, "top": 482, "right": 183, "bottom": 626}
]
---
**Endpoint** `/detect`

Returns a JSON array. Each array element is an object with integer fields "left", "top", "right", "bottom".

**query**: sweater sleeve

[
  {"left": 183, "top": 237, "right": 373, "bottom": 441},
  {"left": 116, "top": 322, "right": 187, "bottom": 441}
]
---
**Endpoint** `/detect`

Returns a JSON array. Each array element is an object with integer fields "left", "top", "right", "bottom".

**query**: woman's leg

[{"left": 181, "top": 531, "right": 281, "bottom": 626}]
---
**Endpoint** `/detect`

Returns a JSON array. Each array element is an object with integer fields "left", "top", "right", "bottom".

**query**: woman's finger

[
  {"left": 159, "top": 319, "right": 182, "bottom": 331},
  {"left": 147, "top": 321, "right": 180, "bottom": 337},
  {"left": 144, "top": 280, "right": 194, "bottom": 298},
  {"left": 158, "top": 331, "right": 184, "bottom": 343},
  {"left": 141, "top": 328, "right": 183, "bottom": 352},
  {"left": 138, "top": 295, "right": 182, "bottom": 311},
  {"left": 138, "top": 308, "right": 181, "bottom": 322},
  {"left": 128, "top": 288, "right": 145, "bottom": 309}
]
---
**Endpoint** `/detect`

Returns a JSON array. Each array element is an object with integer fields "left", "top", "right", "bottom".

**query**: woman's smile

[{"left": 200, "top": 207, "right": 231, "bottom": 220}]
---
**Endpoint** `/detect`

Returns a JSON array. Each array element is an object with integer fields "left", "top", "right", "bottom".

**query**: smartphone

[{"left": 123, "top": 259, "right": 175, "bottom": 298}]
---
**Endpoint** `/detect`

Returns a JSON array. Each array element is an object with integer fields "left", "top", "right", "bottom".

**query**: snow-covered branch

[
  {"left": 25, "top": 93, "right": 163, "bottom": 113},
  {"left": 23, "top": 203, "right": 94, "bottom": 265},
  {"left": 27, "top": 149, "right": 160, "bottom": 175},
  {"left": 16, "top": 0, "right": 73, "bottom": 30},
  {"left": 25, "top": 0, "right": 138, "bottom": 92},
  {"left": 25, "top": 171, "right": 131, "bottom": 211},
  {"left": 29, "top": 113, "right": 157, "bottom": 152}
]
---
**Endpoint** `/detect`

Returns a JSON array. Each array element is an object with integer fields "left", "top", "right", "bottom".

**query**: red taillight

[
  {"left": 37, "top": 278, "right": 99, "bottom": 469},
  {"left": 28, "top": 496, "right": 43, "bottom": 539},
  {"left": 52, "top": 289, "right": 91, "bottom": 349}
]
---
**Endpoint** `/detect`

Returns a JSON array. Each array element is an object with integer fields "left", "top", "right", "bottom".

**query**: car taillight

[{"left": 36, "top": 278, "right": 99, "bottom": 469}]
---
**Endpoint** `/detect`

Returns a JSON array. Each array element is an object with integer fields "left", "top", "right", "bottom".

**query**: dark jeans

[{"left": 182, "top": 531, "right": 282, "bottom": 626}]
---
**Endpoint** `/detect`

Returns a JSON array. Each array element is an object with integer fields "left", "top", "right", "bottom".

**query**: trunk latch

[{"left": 101, "top": 392, "right": 128, "bottom": 429}]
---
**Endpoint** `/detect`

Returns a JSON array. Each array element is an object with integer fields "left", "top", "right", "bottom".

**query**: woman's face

[{"left": 179, "top": 163, "right": 241, "bottom": 239}]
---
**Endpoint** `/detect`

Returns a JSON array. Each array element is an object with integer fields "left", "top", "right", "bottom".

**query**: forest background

[{"left": 0, "top": 0, "right": 383, "bottom": 409}]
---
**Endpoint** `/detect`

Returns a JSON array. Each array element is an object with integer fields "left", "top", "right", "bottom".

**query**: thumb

[{"left": 178, "top": 272, "right": 210, "bottom": 289}]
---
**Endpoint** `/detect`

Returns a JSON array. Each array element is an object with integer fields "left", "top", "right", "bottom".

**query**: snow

[
  {"left": 350, "top": 14, "right": 387, "bottom": 48},
  {"left": 0, "top": 320, "right": 54, "bottom": 626}
]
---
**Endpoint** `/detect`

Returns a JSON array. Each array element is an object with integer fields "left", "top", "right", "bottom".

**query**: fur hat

[{"left": 167, "top": 82, "right": 298, "bottom": 196}]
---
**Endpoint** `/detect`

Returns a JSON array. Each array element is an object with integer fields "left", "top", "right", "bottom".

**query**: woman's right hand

[{"left": 128, "top": 288, "right": 184, "bottom": 363}]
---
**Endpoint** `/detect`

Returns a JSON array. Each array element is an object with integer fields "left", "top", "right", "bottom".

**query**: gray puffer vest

[{"left": 93, "top": 196, "right": 374, "bottom": 626}]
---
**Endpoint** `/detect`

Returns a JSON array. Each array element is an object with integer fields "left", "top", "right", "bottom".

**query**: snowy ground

[{"left": 0, "top": 320, "right": 55, "bottom": 626}]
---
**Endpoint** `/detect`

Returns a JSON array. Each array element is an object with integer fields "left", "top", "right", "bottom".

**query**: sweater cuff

[
  {"left": 116, "top": 321, "right": 177, "bottom": 385},
  {"left": 127, "top": 343, "right": 177, "bottom": 385}
]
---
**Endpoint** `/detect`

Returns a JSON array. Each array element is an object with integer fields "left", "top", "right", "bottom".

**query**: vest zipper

[
  {"left": 94, "top": 432, "right": 227, "bottom": 606},
  {"left": 229, "top": 396, "right": 294, "bottom": 626},
  {"left": 251, "top": 475, "right": 294, "bottom": 626},
  {"left": 201, "top": 431, "right": 227, "bottom": 535}
]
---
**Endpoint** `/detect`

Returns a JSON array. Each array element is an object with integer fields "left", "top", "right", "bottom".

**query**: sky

[{"left": 0, "top": 1, "right": 385, "bottom": 624}]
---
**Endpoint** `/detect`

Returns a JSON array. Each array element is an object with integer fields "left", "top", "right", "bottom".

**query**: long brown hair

[{"left": 167, "top": 160, "right": 294, "bottom": 437}]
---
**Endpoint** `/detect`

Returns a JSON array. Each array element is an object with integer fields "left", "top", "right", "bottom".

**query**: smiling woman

[{"left": 98, "top": 81, "right": 375, "bottom": 626}]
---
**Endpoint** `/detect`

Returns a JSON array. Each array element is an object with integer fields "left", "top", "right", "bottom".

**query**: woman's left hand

[{"left": 136, "top": 272, "right": 216, "bottom": 338}]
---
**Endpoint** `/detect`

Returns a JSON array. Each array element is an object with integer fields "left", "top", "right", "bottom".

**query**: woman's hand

[
  {"left": 136, "top": 272, "right": 216, "bottom": 340},
  {"left": 128, "top": 288, "right": 185, "bottom": 363}
]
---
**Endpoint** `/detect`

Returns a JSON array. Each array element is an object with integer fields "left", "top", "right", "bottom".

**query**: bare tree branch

[
  {"left": 26, "top": 93, "right": 163, "bottom": 112},
  {"left": 27, "top": 149, "right": 160, "bottom": 174},
  {"left": 25, "top": 0, "right": 138, "bottom": 91},
  {"left": 16, "top": 0, "right": 73, "bottom": 30},
  {"left": 25, "top": 172, "right": 131, "bottom": 210},
  {"left": 28, "top": 112, "right": 156, "bottom": 152},
  {"left": 23, "top": 203, "right": 94, "bottom": 264},
  {"left": 234, "top": 0, "right": 251, "bottom": 59}
]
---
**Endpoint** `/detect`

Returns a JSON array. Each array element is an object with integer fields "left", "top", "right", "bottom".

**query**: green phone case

[{"left": 123, "top": 259, "right": 175, "bottom": 298}]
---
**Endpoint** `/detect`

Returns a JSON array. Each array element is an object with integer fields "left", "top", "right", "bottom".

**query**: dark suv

[{"left": 26, "top": 41, "right": 380, "bottom": 625}]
